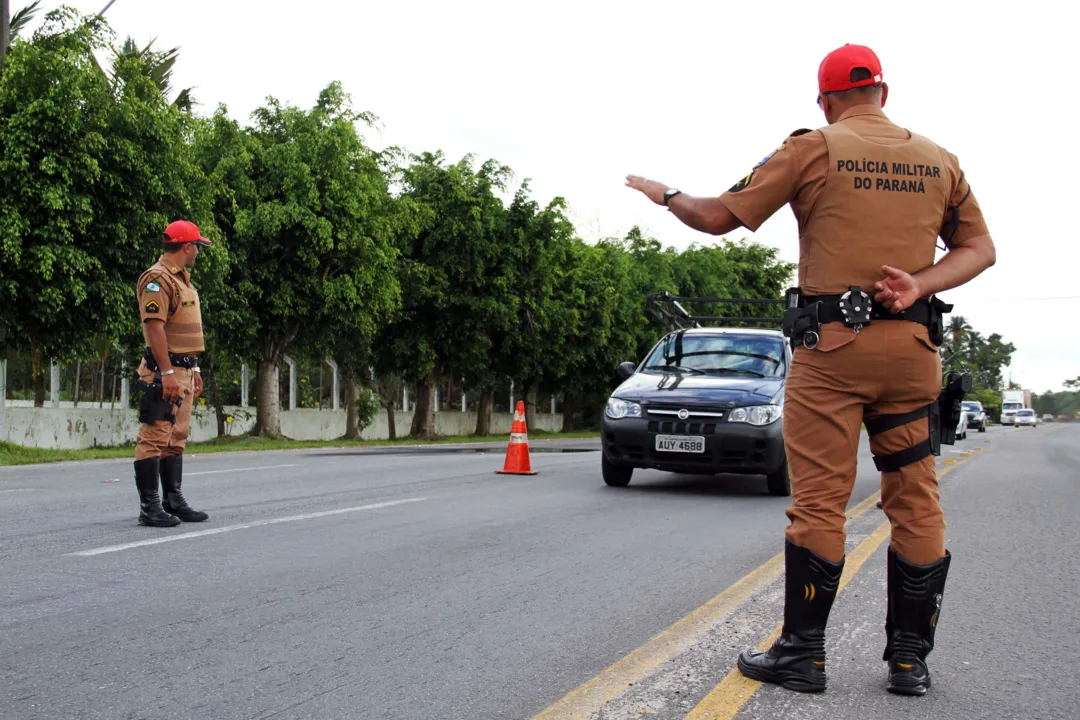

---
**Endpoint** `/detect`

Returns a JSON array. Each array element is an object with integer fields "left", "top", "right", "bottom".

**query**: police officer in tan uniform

[
  {"left": 133, "top": 220, "right": 211, "bottom": 528},
  {"left": 626, "top": 44, "right": 996, "bottom": 696}
]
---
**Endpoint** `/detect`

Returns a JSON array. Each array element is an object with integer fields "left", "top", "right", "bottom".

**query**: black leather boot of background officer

[
  {"left": 160, "top": 455, "right": 209, "bottom": 522},
  {"left": 737, "top": 541, "right": 845, "bottom": 692},
  {"left": 134, "top": 457, "right": 180, "bottom": 527},
  {"left": 883, "top": 546, "right": 951, "bottom": 696}
]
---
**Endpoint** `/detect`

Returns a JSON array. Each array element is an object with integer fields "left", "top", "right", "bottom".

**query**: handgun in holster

[
  {"left": 136, "top": 372, "right": 183, "bottom": 425},
  {"left": 934, "top": 370, "right": 972, "bottom": 450}
]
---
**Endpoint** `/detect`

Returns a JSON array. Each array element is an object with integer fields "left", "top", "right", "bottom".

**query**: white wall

[{"left": 0, "top": 406, "right": 564, "bottom": 450}]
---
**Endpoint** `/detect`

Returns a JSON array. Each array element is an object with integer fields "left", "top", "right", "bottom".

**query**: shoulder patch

[
  {"left": 144, "top": 300, "right": 160, "bottom": 314},
  {"left": 728, "top": 171, "right": 754, "bottom": 193},
  {"left": 754, "top": 149, "right": 778, "bottom": 170},
  {"left": 145, "top": 281, "right": 161, "bottom": 293}
]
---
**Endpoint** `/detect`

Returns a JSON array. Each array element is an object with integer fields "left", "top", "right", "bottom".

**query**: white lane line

[
  {"left": 0, "top": 488, "right": 37, "bottom": 494},
  {"left": 186, "top": 464, "right": 300, "bottom": 476},
  {"left": 71, "top": 497, "right": 427, "bottom": 556}
]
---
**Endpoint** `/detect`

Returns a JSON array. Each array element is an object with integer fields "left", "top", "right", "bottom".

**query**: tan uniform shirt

[
  {"left": 137, "top": 255, "right": 204, "bottom": 354},
  {"left": 719, "top": 105, "right": 991, "bottom": 294}
]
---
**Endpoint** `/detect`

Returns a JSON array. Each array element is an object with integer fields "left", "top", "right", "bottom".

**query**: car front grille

[{"left": 647, "top": 421, "right": 718, "bottom": 435}]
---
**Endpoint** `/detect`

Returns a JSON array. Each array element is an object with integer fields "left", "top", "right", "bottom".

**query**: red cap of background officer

[
  {"left": 163, "top": 219, "right": 211, "bottom": 247},
  {"left": 818, "top": 44, "right": 883, "bottom": 93}
]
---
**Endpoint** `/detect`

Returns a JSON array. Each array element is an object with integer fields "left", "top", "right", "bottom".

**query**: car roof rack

[{"left": 646, "top": 291, "right": 785, "bottom": 333}]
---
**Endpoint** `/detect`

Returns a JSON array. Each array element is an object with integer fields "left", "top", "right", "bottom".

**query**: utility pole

[{"left": 2, "top": 0, "right": 11, "bottom": 61}]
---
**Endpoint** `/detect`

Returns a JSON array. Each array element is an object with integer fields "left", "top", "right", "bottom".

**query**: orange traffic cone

[{"left": 497, "top": 400, "right": 538, "bottom": 475}]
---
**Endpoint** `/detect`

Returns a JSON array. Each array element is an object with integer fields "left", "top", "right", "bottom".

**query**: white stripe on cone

[{"left": 510, "top": 433, "right": 529, "bottom": 444}]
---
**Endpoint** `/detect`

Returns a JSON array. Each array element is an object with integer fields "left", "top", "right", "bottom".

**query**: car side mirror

[{"left": 618, "top": 362, "right": 636, "bottom": 380}]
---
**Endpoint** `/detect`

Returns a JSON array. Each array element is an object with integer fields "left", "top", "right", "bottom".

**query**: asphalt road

[{"left": 0, "top": 424, "right": 1072, "bottom": 719}]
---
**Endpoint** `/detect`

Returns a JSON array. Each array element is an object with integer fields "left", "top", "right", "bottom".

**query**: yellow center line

[
  {"left": 686, "top": 520, "right": 892, "bottom": 719},
  {"left": 530, "top": 489, "right": 884, "bottom": 719},
  {"left": 684, "top": 454, "right": 977, "bottom": 719}
]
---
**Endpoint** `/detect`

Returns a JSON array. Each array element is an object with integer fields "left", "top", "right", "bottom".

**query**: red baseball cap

[
  {"left": 163, "top": 219, "right": 211, "bottom": 246},
  {"left": 818, "top": 44, "right": 883, "bottom": 93}
]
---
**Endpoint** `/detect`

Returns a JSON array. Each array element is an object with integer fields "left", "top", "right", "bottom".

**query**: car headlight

[
  {"left": 605, "top": 397, "right": 642, "bottom": 419},
  {"left": 727, "top": 404, "right": 783, "bottom": 426}
]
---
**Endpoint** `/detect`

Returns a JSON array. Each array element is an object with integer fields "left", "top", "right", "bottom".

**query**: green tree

[
  {"left": 0, "top": 8, "right": 208, "bottom": 405},
  {"left": 495, "top": 182, "right": 578, "bottom": 433},
  {"left": 552, "top": 238, "right": 640, "bottom": 430},
  {"left": 373, "top": 151, "right": 511, "bottom": 440},
  {"left": 203, "top": 83, "right": 400, "bottom": 438},
  {"left": 108, "top": 36, "right": 196, "bottom": 112}
]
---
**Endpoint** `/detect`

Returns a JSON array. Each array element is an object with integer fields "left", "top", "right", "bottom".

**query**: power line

[{"left": 965, "top": 295, "right": 1080, "bottom": 302}]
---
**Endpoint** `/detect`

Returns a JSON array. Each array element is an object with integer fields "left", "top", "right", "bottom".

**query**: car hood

[{"left": 614, "top": 371, "right": 784, "bottom": 407}]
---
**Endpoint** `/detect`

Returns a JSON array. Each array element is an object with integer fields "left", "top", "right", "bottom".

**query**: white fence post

[
  {"left": 326, "top": 358, "right": 339, "bottom": 411},
  {"left": 434, "top": 386, "right": 440, "bottom": 412},
  {"left": 0, "top": 359, "right": 7, "bottom": 440},
  {"left": 50, "top": 359, "right": 60, "bottom": 407},
  {"left": 283, "top": 354, "right": 297, "bottom": 411},
  {"left": 461, "top": 376, "right": 466, "bottom": 412},
  {"left": 403, "top": 387, "right": 409, "bottom": 413},
  {"left": 550, "top": 394, "right": 555, "bottom": 414},
  {"left": 509, "top": 380, "right": 514, "bottom": 412},
  {"left": 240, "top": 363, "right": 249, "bottom": 408}
]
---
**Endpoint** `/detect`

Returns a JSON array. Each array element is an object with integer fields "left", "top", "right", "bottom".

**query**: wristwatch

[
  {"left": 161, "top": 369, "right": 175, "bottom": 376},
  {"left": 663, "top": 188, "right": 682, "bottom": 207}
]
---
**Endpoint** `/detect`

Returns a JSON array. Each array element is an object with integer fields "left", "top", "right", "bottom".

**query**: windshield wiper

[
  {"left": 644, "top": 364, "right": 706, "bottom": 375},
  {"left": 705, "top": 368, "right": 767, "bottom": 378}
]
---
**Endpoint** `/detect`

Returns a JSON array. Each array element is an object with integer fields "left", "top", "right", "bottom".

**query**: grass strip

[{"left": 0, "top": 430, "right": 600, "bottom": 467}]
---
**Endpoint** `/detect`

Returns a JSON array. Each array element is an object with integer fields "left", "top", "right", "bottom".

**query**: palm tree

[
  {"left": 110, "top": 35, "right": 196, "bottom": 111},
  {"left": 948, "top": 316, "right": 972, "bottom": 349},
  {"left": 2, "top": 0, "right": 40, "bottom": 60},
  {"left": 8, "top": 0, "right": 40, "bottom": 40}
]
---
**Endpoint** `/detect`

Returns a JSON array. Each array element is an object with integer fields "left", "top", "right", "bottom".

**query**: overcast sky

[{"left": 39, "top": 0, "right": 1077, "bottom": 393}]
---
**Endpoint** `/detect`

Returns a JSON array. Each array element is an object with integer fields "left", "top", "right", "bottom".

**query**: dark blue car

[{"left": 601, "top": 326, "right": 792, "bottom": 496}]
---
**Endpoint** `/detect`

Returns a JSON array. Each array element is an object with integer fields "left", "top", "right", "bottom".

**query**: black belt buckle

[{"left": 838, "top": 286, "right": 872, "bottom": 331}]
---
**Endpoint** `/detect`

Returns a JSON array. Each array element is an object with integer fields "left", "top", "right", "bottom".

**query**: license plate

[{"left": 655, "top": 435, "right": 705, "bottom": 453}]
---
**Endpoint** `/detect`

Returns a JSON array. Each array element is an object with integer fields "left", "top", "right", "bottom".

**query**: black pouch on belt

[
  {"left": 783, "top": 303, "right": 822, "bottom": 350},
  {"left": 927, "top": 296, "right": 954, "bottom": 347}
]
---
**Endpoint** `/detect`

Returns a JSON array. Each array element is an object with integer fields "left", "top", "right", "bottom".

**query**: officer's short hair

[
  {"left": 162, "top": 240, "right": 189, "bottom": 252},
  {"left": 824, "top": 67, "right": 883, "bottom": 100}
]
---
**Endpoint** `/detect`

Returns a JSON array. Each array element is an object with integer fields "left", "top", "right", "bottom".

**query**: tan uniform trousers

[
  {"left": 134, "top": 363, "right": 196, "bottom": 461},
  {"left": 783, "top": 319, "right": 945, "bottom": 565}
]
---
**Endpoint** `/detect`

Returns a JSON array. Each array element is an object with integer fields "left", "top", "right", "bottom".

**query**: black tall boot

[
  {"left": 134, "top": 457, "right": 180, "bottom": 527},
  {"left": 737, "top": 541, "right": 845, "bottom": 693},
  {"left": 160, "top": 454, "right": 209, "bottom": 523},
  {"left": 883, "top": 546, "right": 951, "bottom": 696}
]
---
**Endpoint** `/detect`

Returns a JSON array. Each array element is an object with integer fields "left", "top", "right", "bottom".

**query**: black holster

[
  {"left": 936, "top": 371, "right": 972, "bottom": 448},
  {"left": 136, "top": 375, "right": 181, "bottom": 425}
]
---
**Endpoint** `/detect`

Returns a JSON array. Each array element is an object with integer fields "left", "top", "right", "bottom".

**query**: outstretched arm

[{"left": 624, "top": 176, "right": 744, "bottom": 236}]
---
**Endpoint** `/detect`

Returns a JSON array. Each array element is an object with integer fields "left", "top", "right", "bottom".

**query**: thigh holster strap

[
  {"left": 873, "top": 439, "right": 933, "bottom": 472},
  {"left": 864, "top": 406, "right": 930, "bottom": 436},
  {"left": 866, "top": 405, "right": 934, "bottom": 472}
]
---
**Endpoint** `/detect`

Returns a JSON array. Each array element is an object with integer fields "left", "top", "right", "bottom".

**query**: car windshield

[
  {"left": 1018, "top": 410, "right": 1035, "bottom": 417},
  {"left": 1003, "top": 403, "right": 1023, "bottom": 410},
  {"left": 643, "top": 332, "right": 787, "bottom": 378},
  {"left": 962, "top": 402, "right": 981, "bottom": 411}
]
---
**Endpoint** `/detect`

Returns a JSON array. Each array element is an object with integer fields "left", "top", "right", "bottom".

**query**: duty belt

[
  {"left": 143, "top": 347, "right": 199, "bottom": 370},
  {"left": 782, "top": 285, "right": 951, "bottom": 350}
]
